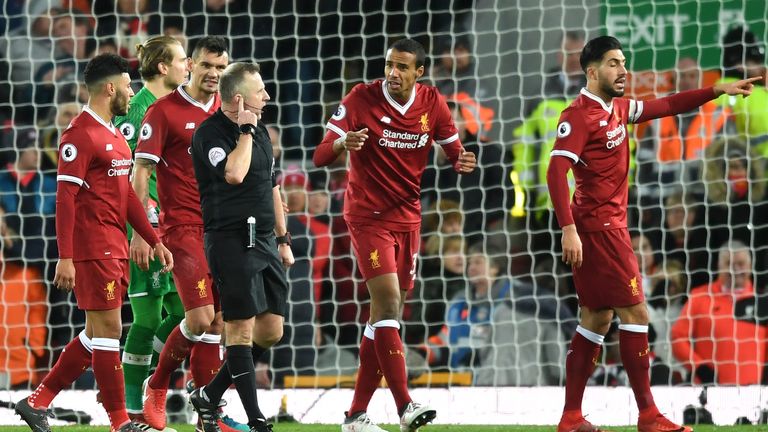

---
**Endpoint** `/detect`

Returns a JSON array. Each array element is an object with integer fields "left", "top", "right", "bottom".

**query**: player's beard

[
  {"left": 112, "top": 91, "right": 129, "bottom": 116},
  {"left": 600, "top": 76, "right": 625, "bottom": 98}
]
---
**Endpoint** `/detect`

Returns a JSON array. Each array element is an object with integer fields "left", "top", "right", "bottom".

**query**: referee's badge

[{"left": 208, "top": 147, "right": 226, "bottom": 167}]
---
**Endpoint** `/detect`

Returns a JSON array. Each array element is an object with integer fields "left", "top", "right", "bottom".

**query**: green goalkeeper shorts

[{"left": 127, "top": 257, "right": 176, "bottom": 298}]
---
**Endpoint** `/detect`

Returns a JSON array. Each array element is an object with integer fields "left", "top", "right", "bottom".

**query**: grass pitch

[{"left": 0, "top": 424, "right": 763, "bottom": 431}]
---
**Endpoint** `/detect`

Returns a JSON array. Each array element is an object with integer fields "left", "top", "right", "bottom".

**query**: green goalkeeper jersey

[{"left": 115, "top": 87, "right": 160, "bottom": 227}]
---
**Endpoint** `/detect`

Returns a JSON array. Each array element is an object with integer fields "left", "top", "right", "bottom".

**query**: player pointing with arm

[
  {"left": 314, "top": 38, "right": 476, "bottom": 432},
  {"left": 547, "top": 36, "right": 759, "bottom": 432}
]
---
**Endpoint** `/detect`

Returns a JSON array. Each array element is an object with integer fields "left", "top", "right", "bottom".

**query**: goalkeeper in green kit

[{"left": 114, "top": 35, "right": 189, "bottom": 431}]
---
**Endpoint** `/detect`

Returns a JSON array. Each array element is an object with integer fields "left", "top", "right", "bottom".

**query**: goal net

[{"left": 1, "top": 0, "right": 767, "bottom": 393}]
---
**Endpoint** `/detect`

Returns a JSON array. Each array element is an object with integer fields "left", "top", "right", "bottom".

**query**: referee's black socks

[{"left": 203, "top": 344, "right": 267, "bottom": 422}]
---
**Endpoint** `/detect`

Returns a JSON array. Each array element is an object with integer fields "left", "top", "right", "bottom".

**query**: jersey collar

[
  {"left": 382, "top": 80, "right": 417, "bottom": 116},
  {"left": 83, "top": 105, "right": 116, "bottom": 134},
  {"left": 178, "top": 85, "right": 217, "bottom": 112},
  {"left": 580, "top": 88, "right": 613, "bottom": 113}
]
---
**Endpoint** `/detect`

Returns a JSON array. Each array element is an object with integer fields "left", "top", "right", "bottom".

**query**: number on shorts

[{"left": 409, "top": 253, "right": 418, "bottom": 280}]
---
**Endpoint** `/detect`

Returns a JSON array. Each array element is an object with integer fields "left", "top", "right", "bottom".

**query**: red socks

[
  {"left": 348, "top": 324, "right": 383, "bottom": 415},
  {"left": 563, "top": 327, "right": 602, "bottom": 413},
  {"left": 190, "top": 334, "right": 222, "bottom": 387},
  {"left": 92, "top": 338, "right": 129, "bottom": 429},
  {"left": 29, "top": 332, "right": 92, "bottom": 409},
  {"left": 372, "top": 320, "right": 411, "bottom": 413},
  {"left": 149, "top": 320, "right": 199, "bottom": 389},
  {"left": 619, "top": 325, "right": 656, "bottom": 412}
]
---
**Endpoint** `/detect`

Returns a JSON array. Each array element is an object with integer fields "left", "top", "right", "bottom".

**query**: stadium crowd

[{"left": 1, "top": 1, "right": 767, "bottom": 399}]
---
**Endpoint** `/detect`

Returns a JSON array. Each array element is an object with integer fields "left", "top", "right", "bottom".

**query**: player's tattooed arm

[{"left": 132, "top": 157, "right": 157, "bottom": 209}]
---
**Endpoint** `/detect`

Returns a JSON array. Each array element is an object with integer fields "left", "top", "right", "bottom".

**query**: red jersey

[
  {"left": 134, "top": 86, "right": 220, "bottom": 231},
  {"left": 325, "top": 80, "right": 460, "bottom": 230},
  {"left": 57, "top": 106, "right": 135, "bottom": 261},
  {"left": 550, "top": 88, "right": 645, "bottom": 232}
]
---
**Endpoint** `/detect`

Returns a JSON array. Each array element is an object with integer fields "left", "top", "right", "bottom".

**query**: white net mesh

[{"left": 0, "top": 0, "right": 767, "bottom": 393}]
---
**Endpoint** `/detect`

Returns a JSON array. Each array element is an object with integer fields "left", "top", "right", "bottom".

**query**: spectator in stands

[
  {"left": 670, "top": 241, "right": 767, "bottom": 385},
  {"left": 0, "top": 127, "right": 57, "bottom": 274},
  {"left": 421, "top": 102, "right": 506, "bottom": 238},
  {"left": 423, "top": 243, "right": 509, "bottom": 369},
  {"left": 635, "top": 57, "right": 733, "bottom": 207},
  {"left": 34, "top": 13, "right": 92, "bottom": 122},
  {"left": 408, "top": 235, "right": 466, "bottom": 345},
  {"left": 703, "top": 136, "right": 768, "bottom": 288},
  {"left": 0, "top": 207, "right": 48, "bottom": 390},
  {"left": 510, "top": 31, "right": 585, "bottom": 242},
  {"left": 645, "top": 259, "right": 688, "bottom": 384},
  {"left": 718, "top": 26, "right": 768, "bottom": 155},
  {"left": 0, "top": 6, "right": 64, "bottom": 123},
  {"left": 92, "top": 0, "right": 151, "bottom": 60},
  {"left": 474, "top": 255, "right": 575, "bottom": 386},
  {"left": 432, "top": 37, "right": 494, "bottom": 142},
  {"left": 655, "top": 192, "right": 711, "bottom": 289},
  {"left": 38, "top": 101, "right": 82, "bottom": 174},
  {"left": 631, "top": 232, "right": 659, "bottom": 297}
]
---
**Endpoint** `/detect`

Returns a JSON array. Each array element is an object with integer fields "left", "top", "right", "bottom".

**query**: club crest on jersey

[
  {"left": 420, "top": 113, "right": 430, "bottom": 132},
  {"left": 120, "top": 123, "right": 135, "bottom": 140},
  {"left": 140, "top": 123, "right": 153, "bottom": 141},
  {"left": 61, "top": 143, "right": 77, "bottom": 162},
  {"left": 557, "top": 121, "right": 571, "bottom": 138},
  {"left": 332, "top": 104, "right": 346, "bottom": 121}
]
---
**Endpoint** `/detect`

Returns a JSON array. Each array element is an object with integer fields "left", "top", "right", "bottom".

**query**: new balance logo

[
  {"left": 380, "top": 116, "right": 391, "bottom": 124},
  {"left": 599, "top": 120, "right": 607, "bottom": 127},
  {"left": 185, "top": 122, "right": 196, "bottom": 129},
  {"left": 106, "top": 143, "right": 113, "bottom": 151}
]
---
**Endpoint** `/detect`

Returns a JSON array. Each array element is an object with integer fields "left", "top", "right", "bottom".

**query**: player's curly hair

[
  {"left": 83, "top": 53, "right": 129, "bottom": 90},
  {"left": 136, "top": 35, "right": 183, "bottom": 81},
  {"left": 579, "top": 35, "right": 622, "bottom": 72}
]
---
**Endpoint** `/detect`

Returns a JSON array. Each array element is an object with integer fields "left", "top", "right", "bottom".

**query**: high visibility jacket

[
  {"left": 449, "top": 91, "right": 494, "bottom": 141},
  {"left": 654, "top": 100, "right": 729, "bottom": 161},
  {"left": 716, "top": 77, "right": 768, "bottom": 156}
]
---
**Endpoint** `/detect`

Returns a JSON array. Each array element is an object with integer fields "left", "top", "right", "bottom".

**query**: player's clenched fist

[{"left": 455, "top": 150, "right": 477, "bottom": 174}]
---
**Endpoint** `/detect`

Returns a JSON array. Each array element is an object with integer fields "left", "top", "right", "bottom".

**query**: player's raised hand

[
  {"left": 153, "top": 242, "right": 174, "bottom": 273},
  {"left": 337, "top": 128, "right": 368, "bottom": 152},
  {"left": 53, "top": 258, "right": 76, "bottom": 291},
  {"left": 130, "top": 234, "right": 153, "bottom": 271},
  {"left": 561, "top": 225, "right": 583, "bottom": 268},
  {"left": 237, "top": 95, "right": 258, "bottom": 126},
  {"left": 455, "top": 150, "right": 477, "bottom": 174},
  {"left": 714, "top": 76, "right": 762, "bottom": 97}
]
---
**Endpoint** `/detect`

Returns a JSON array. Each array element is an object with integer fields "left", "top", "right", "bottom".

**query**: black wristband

[
  {"left": 239, "top": 123, "right": 257, "bottom": 135},
  {"left": 276, "top": 232, "right": 291, "bottom": 246}
]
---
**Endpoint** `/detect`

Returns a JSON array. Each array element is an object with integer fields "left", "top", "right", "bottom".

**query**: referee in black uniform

[{"left": 188, "top": 62, "right": 294, "bottom": 432}]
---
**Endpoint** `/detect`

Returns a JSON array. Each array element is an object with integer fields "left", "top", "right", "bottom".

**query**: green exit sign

[{"left": 602, "top": 0, "right": 766, "bottom": 70}]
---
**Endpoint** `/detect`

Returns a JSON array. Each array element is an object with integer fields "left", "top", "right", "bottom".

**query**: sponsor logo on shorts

[
  {"left": 420, "top": 112, "right": 430, "bottom": 132},
  {"left": 196, "top": 278, "right": 208, "bottom": 298},
  {"left": 369, "top": 249, "right": 381, "bottom": 269},
  {"left": 629, "top": 276, "right": 639, "bottom": 296},
  {"left": 105, "top": 280, "right": 116, "bottom": 300}
]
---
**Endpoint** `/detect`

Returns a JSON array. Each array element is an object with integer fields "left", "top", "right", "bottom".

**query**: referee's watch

[
  {"left": 276, "top": 232, "right": 291, "bottom": 246},
  {"left": 239, "top": 123, "right": 257, "bottom": 136}
]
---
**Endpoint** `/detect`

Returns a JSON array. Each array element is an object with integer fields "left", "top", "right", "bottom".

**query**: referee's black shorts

[{"left": 204, "top": 231, "right": 288, "bottom": 321}]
